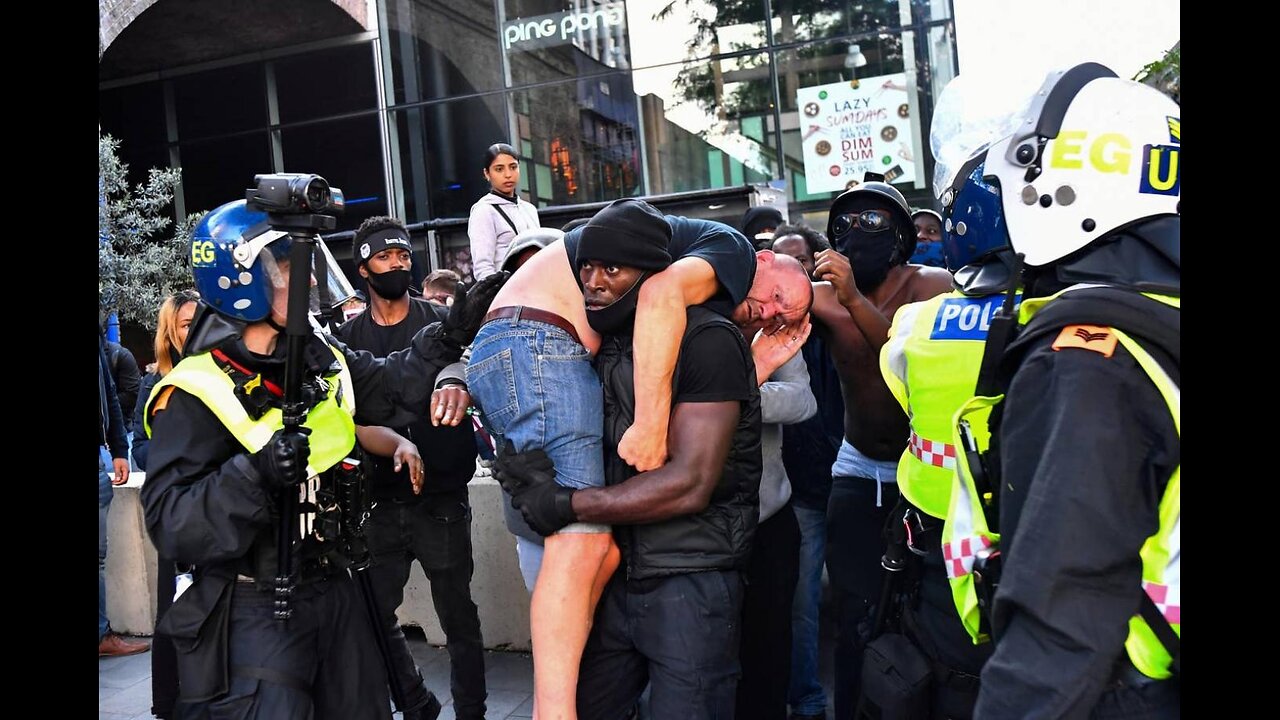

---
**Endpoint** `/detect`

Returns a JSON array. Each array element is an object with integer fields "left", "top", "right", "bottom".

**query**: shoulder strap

[
  {"left": 492, "top": 204, "right": 520, "bottom": 235},
  {"left": 1139, "top": 589, "right": 1181, "bottom": 676},
  {"left": 1015, "top": 288, "right": 1179, "bottom": 374}
]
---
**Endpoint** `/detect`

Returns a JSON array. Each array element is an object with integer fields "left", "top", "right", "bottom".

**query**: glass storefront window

[
  {"left": 625, "top": 0, "right": 767, "bottom": 69},
  {"left": 274, "top": 43, "right": 377, "bottom": 124},
  {"left": 385, "top": 0, "right": 505, "bottom": 103},
  {"left": 510, "top": 74, "right": 643, "bottom": 205},
  {"left": 632, "top": 52, "right": 778, "bottom": 196},
  {"left": 503, "top": 0, "right": 631, "bottom": 86},
  {"left": 280, "top": 115, "right": 389, "bottom": 232},
  {"left": 173, "top": 63, "right": 266, "bottom": 142},
  {"left": 390, "top": 94, "right": 511, "bottom": 223},
  {"left": 176, "top": 132, "right": 271, "bottom": 218},
  {"left": 100, "top": 81, "right": 170, "bottom": 188}
]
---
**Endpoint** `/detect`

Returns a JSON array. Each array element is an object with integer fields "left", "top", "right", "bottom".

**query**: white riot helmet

[{"left": 986, "top": 62, "right": 1180, "bottom": 267}]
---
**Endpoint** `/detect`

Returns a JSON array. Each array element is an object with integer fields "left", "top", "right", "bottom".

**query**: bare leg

[{"left": 531, "top": 531, "right": 620, "bottom": 720}]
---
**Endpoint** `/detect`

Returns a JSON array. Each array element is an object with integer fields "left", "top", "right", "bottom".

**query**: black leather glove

[
  {"left": 442, "top": 271, "right": 509, "bottom": 346},
  {"left": 494, "top": 440, "right": 578, "bottom": 536},
  {"left": 251, "top": 426, "right": 312, "bottom": 490}
]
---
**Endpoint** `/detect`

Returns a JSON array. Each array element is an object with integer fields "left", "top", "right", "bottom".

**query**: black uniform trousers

[{"left": 185, "top": 577, "right": 391, "bottom": 720}]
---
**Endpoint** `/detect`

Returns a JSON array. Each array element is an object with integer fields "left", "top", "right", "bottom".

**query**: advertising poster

[{"left": 797, "top": 72, "right": 918, "bottom": 193}]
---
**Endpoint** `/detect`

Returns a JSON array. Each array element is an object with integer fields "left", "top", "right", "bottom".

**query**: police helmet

[
  {"left": 984, "top": 63, "right": 1180, "bottom": 267},
  {"left": 191, "top": 200, "right": 292, "bottom": 322}
]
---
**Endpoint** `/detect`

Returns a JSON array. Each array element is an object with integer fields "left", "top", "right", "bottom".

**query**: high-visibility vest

[
  {"left": 943, "top": 287, "right": 1180, "bottom": 680},
  {"left": 144, "top": 343, "right": 357, "bottom": 479},
  {"left": 881, "top": 291, "right": 1016, "bottom": 519}
]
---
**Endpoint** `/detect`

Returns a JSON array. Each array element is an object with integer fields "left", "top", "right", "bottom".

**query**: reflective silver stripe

[{"left": 884, "top": 300, "right": 927, "bottom": 388}]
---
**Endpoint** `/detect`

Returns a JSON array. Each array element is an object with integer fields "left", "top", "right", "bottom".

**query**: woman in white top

[{"left": 468, "top": 142, "right": 541, "bottom": 280}]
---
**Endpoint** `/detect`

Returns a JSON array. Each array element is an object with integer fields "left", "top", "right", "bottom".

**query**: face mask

[
  {"left": 910, "top": 241, "right": 946, "bottom": 268},
  {"left": 586, "top": 273, "right": 649, "bottom": 335},
  {"left": 365, "top": 268, "right": 413, "bottom": 300},
  {"left": 840, "top": 230, "right": 899, "bottom": 291}
]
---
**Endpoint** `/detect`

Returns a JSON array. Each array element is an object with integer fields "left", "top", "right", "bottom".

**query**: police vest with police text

[
  {"left": 881, "top": 290, "right": 1016, "bottom": 520},
  {"left": 942, "top": 286, "right": 1180, "bottom": 680}
]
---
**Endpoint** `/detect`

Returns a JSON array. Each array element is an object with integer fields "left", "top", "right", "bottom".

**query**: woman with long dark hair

[
  {"left": 131, "top": 289, "right": 199, "bottom": 720},
  {"left": 467, "top": 142, "right": 540, "bottom": 280}
]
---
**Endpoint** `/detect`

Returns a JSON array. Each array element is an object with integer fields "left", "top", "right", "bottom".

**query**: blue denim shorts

[{"left": 467, "top": 314, "right": 608, "bottom": 534}]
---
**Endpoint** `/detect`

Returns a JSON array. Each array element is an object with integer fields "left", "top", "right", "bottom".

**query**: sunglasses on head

[{"left": 832, "top": 209, "right": 894, "bottom": 236}]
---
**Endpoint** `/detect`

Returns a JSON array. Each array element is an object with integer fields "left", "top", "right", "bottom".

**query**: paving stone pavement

[{"left": 101, "top": 605, "right": 838, "bottom": 719}]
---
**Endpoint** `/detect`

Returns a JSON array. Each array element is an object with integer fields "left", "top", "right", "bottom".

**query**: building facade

[{"left": 100, "top": 0, "right": 959, "bottom": 280}]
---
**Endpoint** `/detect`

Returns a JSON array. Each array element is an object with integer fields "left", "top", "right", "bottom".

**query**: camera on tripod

[{"left": 246, "top": 173, "right": 345, "bottom": 216}]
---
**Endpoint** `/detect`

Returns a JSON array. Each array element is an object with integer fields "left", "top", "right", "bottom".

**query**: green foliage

[
  {"left": 99, "top": 132, "right": 202, "bottom": 331},
  {"left": 1134, "top": 42, "right": 1179, "bottom": 103},
  {"left": 661, "top": 1, "right": 904, "bottom": 124}
]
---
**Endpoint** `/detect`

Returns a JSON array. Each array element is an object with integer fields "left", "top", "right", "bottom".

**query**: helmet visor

[
  {"left": 929, "top": 71, "right": 1048, "bottom": 199},
  {"left": 258, "top": 239, "right": 324, "bottom": 319},
  {"left": 315, "top": 239, "right": 357, "bottom": 309}
]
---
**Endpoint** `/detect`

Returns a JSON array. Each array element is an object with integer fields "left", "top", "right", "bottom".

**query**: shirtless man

[
  {"left": 807, "top": 180, "right": 953, "bottom": 720},
  {"left": 467, "top": 198, "right": 804, "bottom": 719}
]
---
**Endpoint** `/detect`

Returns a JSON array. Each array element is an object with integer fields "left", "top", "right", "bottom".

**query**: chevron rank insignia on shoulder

[{"left": 1052, "top": 324, "right": 1117, "bottom": 357}]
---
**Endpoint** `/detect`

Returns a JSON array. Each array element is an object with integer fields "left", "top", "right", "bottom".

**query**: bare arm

[
  {"left": 757, "top": 344, "right": 817, "bottom": 425},
  {"left": 752, "top": 315, "right": 812, "bottom": 388},
  {"left": 354, "top": 424, "right": 424, "bottom": 494},
  {"left": 622, "top": 257, "right": 721, "bottom": 471},
  {"left": 572, "top": 400, "right": 739, "bottom": 524},
  {"left": 813, "top": 248, "right": 893, "bottom": 351}
]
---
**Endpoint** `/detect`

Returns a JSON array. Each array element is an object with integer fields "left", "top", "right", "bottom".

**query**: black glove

[
  {"left": 442, "top": 272, "right": 509, "bottom": 346},
  {"left": 251, "top": 426, "right": 312, "bottom": 490},
  {"left": 494, "top": 439, "right": 578, "bottom": 536}
]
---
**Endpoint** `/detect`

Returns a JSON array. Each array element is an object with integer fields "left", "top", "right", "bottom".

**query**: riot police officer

[
  {"left": 140, "top": 192, "right": 505, "bottom": 718},
  {"left": 943, "top": 63, "right": 1180, "bottom": 717}
]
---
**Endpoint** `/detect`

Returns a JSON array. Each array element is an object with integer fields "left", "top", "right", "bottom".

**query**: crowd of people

[{"left": 99, "top": 61, "right": 1178, "bottom": 720}]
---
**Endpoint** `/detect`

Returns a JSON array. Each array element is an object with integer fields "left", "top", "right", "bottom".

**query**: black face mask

[
  {"left": 365, "top": 268, "right": 413, "bottom": 300},
  {"left": 586, "top": 273, "right": 649, "bottom": 335},
  {"left": 840, "top": 230, "right": 899, "bottom": 291}
]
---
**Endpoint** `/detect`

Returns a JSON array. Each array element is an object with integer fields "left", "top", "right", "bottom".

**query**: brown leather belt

[{"left": 481, "top": 306, "right": 582, "bottom": 345}]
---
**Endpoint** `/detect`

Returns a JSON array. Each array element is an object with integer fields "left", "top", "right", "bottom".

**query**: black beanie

[
  {"left": 578, "top": 199, "right": 672, "bottom": 271},
  {"left": 742, "top": 205, "right": 785, "bottom": 239}
]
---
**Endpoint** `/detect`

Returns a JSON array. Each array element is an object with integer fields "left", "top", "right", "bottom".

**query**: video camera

[
  {"left": 247, "top": 173, "right": 345, "bottom": 231},
  {"left": 247, "top": 173, "right": 344, "bottom": 216}
]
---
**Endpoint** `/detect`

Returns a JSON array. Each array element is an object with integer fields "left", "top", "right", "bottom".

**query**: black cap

[
  {"left": 579, "top": 199, "right": 672, "bottom": 271},
  {"left": 355, "top": 227, "right": 412, "bottom": 266},
  {"left": 742, "top": 205, "right": 785, "bottom": 240}
]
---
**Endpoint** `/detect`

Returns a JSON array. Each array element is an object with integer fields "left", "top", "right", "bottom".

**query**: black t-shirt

[
  {"left": 596, "top": 310, "right": 758, "bottom": 461},
  {"left": 564, "top": 215, "right": 757, "bottom": 318},
  {"left": 672, "top": 321, "right": 756, "bottom": 405},
  {"left": 335, "top": 299, "right": 477, "bottom": 500}
]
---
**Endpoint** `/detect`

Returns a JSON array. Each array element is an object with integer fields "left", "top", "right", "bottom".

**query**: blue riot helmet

[
  {"left": 938, "top": 152, "right": 1021, "bottom": 297},
  {"left": 940, "top": 155, "right": 1008, "bottom": 272},
  {"left": 191, "top": 199, "right": 355, "bottom": 323}
]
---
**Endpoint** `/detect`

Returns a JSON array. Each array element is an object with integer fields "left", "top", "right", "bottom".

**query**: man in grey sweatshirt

[{"left": 737, "top": 323, "right": 818, "bottom": 720}]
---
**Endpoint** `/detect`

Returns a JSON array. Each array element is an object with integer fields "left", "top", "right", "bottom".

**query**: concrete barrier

[{"left": 106, "top": 471, "right": 533, "bottom": 650}]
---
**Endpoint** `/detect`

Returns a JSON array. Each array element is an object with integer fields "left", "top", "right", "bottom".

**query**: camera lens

[
  {"left": 303, "top": 177, "right": 330, "bottom": 211},
  {"left": 289, "top": 175, "right": 329, "bottom": 212}
]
